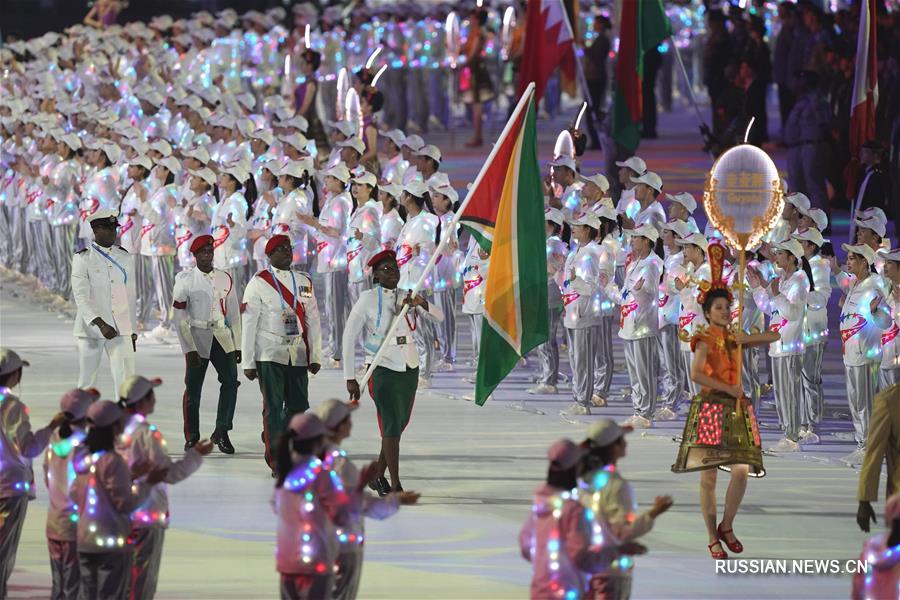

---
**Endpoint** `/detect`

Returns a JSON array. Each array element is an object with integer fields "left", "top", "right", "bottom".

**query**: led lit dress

[{"left": 671, "top": 325, "right": 765, "bottom": 476}]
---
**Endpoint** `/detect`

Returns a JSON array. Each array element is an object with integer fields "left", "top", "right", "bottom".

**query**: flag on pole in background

[
  {"left": 849, "top": 0, "right": 878, "bottom": 156},
  {"left": 517, "top": 0, "right": 577, "bottom": 103},
  {"left": 612, "top": 0, "right": 672, "bottom": 153},
  {"left": 458, "top": 86, "right": 549, "bottom": 405}
]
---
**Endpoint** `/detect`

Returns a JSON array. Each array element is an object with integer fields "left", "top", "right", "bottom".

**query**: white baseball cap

[
  {"left": 327, "top": 120, "right": 357, "bottom": 138},
  {"left": 615, "top": 156, "right": 647, "bottom": 174},
  {"left": 842, "top": 243, "right": 877, "bottom": 267},
  {"left": 279, "top": 160, "right": 314, "bottom": 179},
  {"left": 774, "top": 238, "right": 805, "bottom": 261},
  {"left": 59, "top": 388, "right": 101, "bottom": 420},
  {"left": 666, "top": 192, "right": 697, "bottom": 214},
  {"left": 579, "top": 173, "right": 610, "bottom": 193},
  {"left": 88, "top": 209, "right": 120, "bottom": 223},
  {"left": 338, "top": 137, "right": 365, "bottom": 156},
  {"left": 785, "top": 192, "right": 811, "bottom": 212},
  {"left": 675, "top": 232, "right": 709, "bottom": 251},
  {"left": 403, "top": 180, "right": 429, "bottom": 197},
  {"left": 249, "top": 129, "right": 275, "bottom": 146},
  {"left": 401, "top": 134, "right": 425, "bottom": 152},
  {"left": 855, "top": 215, "right": 887, "bottom": 238},
  {"left": 380, "top": 182, "right": 402, "bottom": 199},
  {"left": 189, "top": 167, "right": 217, "bottom": 187},
  {"left": 416, "top": 144, "right": 442, "bottom": 163},
  {"left": 182, "top": 146, "right": 210, "bottom": 164},
  {"left": 381, "top": 129, "right": 406, "bottom": 148},
  {"left": 569, "top": 211, "right": 601, "bottom": 230},
  {"left": 352, "top": 171, "right": 377, "bottom": 187},
  {"left": 129, "top": 155, "right": 153, "bottom": 171},
  {"left": 0, "top": 348, "right": 30, "bottom": 376},
  {"left": 547, "top": 439, "right": 587, "bottom": 470},
  {"left": 430, "top": 183, "right": 458, "bottom": 204},
  {"left": 548, "top": 156, "right": 576, "bottom": 172},
  {"left": 590, "top": 202, "right": 617, "bottom": 222},
  {"left": 544, "top": 207, "right": 565, "bottom": 226},
  {"left": 119, "top": 375, "right": 162, "bottom": 405},
  {"left": 157, "top": 156, "right": 181, "bottom": 175},
  {"left": 792, "top": 227, "right": 826, "bottom": 248},
  {"left": 288, "top": 413, "right": 326, "bottom": 440},
  {"left": 631, "top": 223, "right": 660, "bottom": 244},
  {"left": 279, "top": 133, "right": 310, "bottom": 153},
  {"left": 878, "top": 247, "right": 900, "bottom": 263},
  {"left": 314, "top": 398, "right": 358, "bottom": 430},
  {"left": 662, "top": 219, "right": 692, "bottom": 239},
  {"left": 149, "top": 139, "right": 172, "bottom": 157},
  {"left": 856, "top": 207, "right": 887, "bottom": 225},
  {"left": 326, "top": 163, "right": 352, "bottom": 183},
  {"left": 587, "top": 418, "right": 633, "bottom": 447},
  {"left": 800, "top": 207, "right": 828, "bottom": 232},
  {"left": 631, "top": 171, "right": 663, "bottom": 193}
]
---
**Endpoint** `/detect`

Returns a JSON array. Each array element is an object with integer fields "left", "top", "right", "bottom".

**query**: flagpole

[
  {"left": 353, "top": 83, "right": 537, "bottom": 397},
  {"left": 670, "top": 39, "right": 714, "bottom": 158}
]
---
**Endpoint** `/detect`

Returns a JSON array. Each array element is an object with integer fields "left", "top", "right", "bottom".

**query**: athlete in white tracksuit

[
  {"left": 879, "top": 250, "right": 900, "bottom": 390},
  {"left": 674, "top": 238, "right": 710, "bottom": 398},
  {"left": 560, "top": 213, "right": 604, "bottom": 416},
  {"left": 586, "top": 203, "right": 620, "bottom": 406},
  {"left": 604, "top": 225, "right": 663, "bottom": 426},
  {"left": 751, "top": 240, "right": 811, "bottom": 450},
  {"left": 173, "top": 171, "right": 215, "bottom": 270},
  {"left": 793, "top": 228, "right": 832, "bottom": 442},
  {"left": 272, "top": 161, "right": 314, "bottom": 269},
  {"left": 27, "top": 145, "right": 59, "bottom": 288},
  {"left": 139, "top": 177, "right": 179, "bottom": 330},
  {"left": 839, "top": 245, "right": 892, "bottom": 464},
  {"left": 430, "top": 185, "right": 463, "bottom": 369},
  {"left": 461, "top": 240, "right": 490, "bottom": 365},
  {"left": 655, "top": 220, "right": 690, "bottom": 418},
  {"left": 346, "top": 173, "right": 382, "bottom": 307},
  {"left": 46, "top": 144, "right": 83, "bottom": 298},
  {"left": 211, "top": 174, "right": 251, "bottom": 300},
  {"left": 529, "top": 209, "right": 568, "bottom": 394},
  {"left": 394, "top": 183, "right": 439, "bottom": 384},
  {"left": 119, "top": 161, "right": 153, "bottom": 327},
  {"left": 305, "top": 164, "right": 353, "bottom": 365}
]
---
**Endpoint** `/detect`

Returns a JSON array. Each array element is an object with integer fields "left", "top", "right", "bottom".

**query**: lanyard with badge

[
  {"left": 92, "top": 244, "right": 127, "bottom": 284},
  {"left": 268, "top": 267, "right": 301, "bottom": 337}
]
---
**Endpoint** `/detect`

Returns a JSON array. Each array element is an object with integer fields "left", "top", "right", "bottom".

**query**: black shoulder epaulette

[
  {"left": 75, "top": 248, "right": 88, "bottom": 254},
  {"left": 116, "top": 246, "right": 128, "bottom": 252}
]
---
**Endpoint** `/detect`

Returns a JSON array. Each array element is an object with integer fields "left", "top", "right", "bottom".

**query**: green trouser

[
  {"left": 182, "top": 339, "right": 239, "bottom": 442},
  {"left": 257, "top": 361, "right": 309, "bottom": 469}
]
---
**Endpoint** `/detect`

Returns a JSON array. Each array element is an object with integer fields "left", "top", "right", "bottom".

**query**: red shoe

[
  {"left": 708, "top": 541, "right": 728, "bottom": 560},
  {"left": 717, "top": 523, "right": 744, "bottom": 554}
]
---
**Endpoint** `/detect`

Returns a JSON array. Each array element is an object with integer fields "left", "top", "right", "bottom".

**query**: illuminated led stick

[
  {"left": 500, "top": 6, "right": 516, "bottom": 61},
  {"left": 344, "top": 87, "right": 361, "bottom": 138},
  {"left": 336, "top": 67, "right": 348, "bottom": 119},
  {"left": 365, "top": 46, "right": 381, "bottom": 70},
  {"left": 371, "top": 64, "right": 387, "bottom": 88},
  {"left": 574, "top": 102, "right": 587, "bottom": 131},
  {"left": 703, "top": 144, "right": 785, "bottom": 417},
  {"left": 304, "top": 24, "right": 310, "bottom": 49}
]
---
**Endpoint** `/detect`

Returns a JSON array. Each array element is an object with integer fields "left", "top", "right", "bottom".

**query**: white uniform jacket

[
  {"left": 71, "top": 244, "right": 137, "bottom": 338},
  {"left": 173, "top": 267, "right": 243, "bottom": 358},
  {"left": 341, "top": 285, "right": 444, "bottom": 379},
  {"left": 606, "top": 253, "right": 663, "bottom": 341},
  {"left": 241, "top": 267, "right": 323, "bottom": 369}
]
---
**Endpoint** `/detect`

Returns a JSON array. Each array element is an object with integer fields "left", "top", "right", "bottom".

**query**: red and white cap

[
  {"left": 288, "top": 413, "right": 326, "bottom": 440},
  {"left": 119, "top": 375, "right": 162, "bottom": 405},
  {"left": 189, "top": 234, "right": 214, "bottom": 254},
  {"left": 87, "top": 400, "right": 123, "bottom": 428},
  {"left": 265, "top": 234, "right": 292, "bottom": 255},
  {"left": 547, "top": 439, "right": 587, "bottom": 470},
  {"left": 60, "top": 388, "right": 101, "bottom": 420}
]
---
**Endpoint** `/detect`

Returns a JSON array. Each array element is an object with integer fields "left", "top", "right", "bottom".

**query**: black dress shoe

[
  {"left": 184, "top": 438, "right": 198, "bottom": 451},
  {"left": 368, "top": 476, "right": 390, "bottom": 497},
  {"left": 211, "top": 430, "right": 235, "bottom": 454}
]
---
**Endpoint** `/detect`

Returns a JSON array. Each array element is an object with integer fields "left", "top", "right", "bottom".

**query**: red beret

[
  {"left": 265, "top": 234, "right": 291, "bottom": 255},
  {"left": 189, "top": 234, "right": 214, "bottom": 254},
  {"left": 367, "top": 249, "right": 397, "bottom": 268}
]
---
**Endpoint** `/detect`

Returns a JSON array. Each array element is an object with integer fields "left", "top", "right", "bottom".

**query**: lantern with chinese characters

[{"left": 703, "top": 144, "right": 784, "bottom": 251}]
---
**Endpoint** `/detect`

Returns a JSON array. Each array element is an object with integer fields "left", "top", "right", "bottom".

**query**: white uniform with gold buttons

[{"left": 71, "top": 243, "right": 137, "bottom": 394}]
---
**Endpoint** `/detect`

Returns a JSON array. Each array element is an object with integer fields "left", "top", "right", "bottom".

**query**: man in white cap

[
  {"left": 0, "top": 349, "right": 64, "bottom": 597},
  {"left": 547, "top": 156, "right": 582, "bottom": 217},
  {"left": 380, "top": 129, "right": 408, "bottom": 185},
  {"left": 71, "top": 210, "right": 138, "bottom": 394},
  {"left": 764, "top": 192, "right": 808, "bottom": 248},
  {"left": 338, "top": 137, "right": 365, "bottom": 174},
  {"left": 613, "top": 155, "right": 646, "bottom": 217},
  {"left": 400, "top": 134, "right": 425, "bottom": 185},
  {"left": 840, "top": 243, "right": 893, "bottom": 466},
  {"left": 117, "top": 375, "right": 212, "bottom": 600},
  {"left": 665, "top": 192, "right": 700, "bottom": 235},
  {"left": 626, "top": 171, "right": 666, "bottom": 232},
  {"left": 603, "top": 224, "right": 664, "bottom": 427}
]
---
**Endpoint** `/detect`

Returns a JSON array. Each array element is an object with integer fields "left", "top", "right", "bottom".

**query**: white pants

[
  {"left": 845, "top": 363, "right": 879, "bottom": 449},
  {"left": 467, "top": 313, "right": 483, "bottom": 363},
  {"left": 624, "top": 337, "right": 658, "bottom": 418},
  {"left": 567, "top": 327, "right": 597, "bottom": 407},
  {"left": 324, "top": 271, "right": 350, "bottom": 361},
  {"left": 412, "top": 291, "right": 437, "bottom": 380},
  {"left": 657, "top": 324, "right": 684, "bottom": 409},
  {"left": 800, "top": 343, "right": 826, "bottom": 430},
  {"left": 741, "top": 346, "right": 761, "bottom": 414},
  {"left": 880, "top": 367, "right": 900, "bottom": 392},
  {"left": 536, "top": 307, "right": 562, "bottom": 386},
  {"left": 772, "top": 354, "right": 803, "bottom": 441},
  {"left": 77, "top": 336, "right": 136, "bottom": 396},
  {"left": 593, "top": 316, "right": 615, "bottom": 399},
  {"left": 50, "top": 224, "right": 76, "bottom": 298},
  {"left": 682, "top": 349, "right": 700, "bottom": 397},
  {"left": 434, "top": 288, "right": 458, "bottom": 364}
]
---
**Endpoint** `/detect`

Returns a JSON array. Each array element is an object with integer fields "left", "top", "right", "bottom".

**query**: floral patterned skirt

[{"left": 671, "top": 390, "right": 765, "bottom": 477}]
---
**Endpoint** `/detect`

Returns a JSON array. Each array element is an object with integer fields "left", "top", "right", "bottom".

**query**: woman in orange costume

[{"left": 672, "top": 241, "right": 779, "bottom": 560}]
